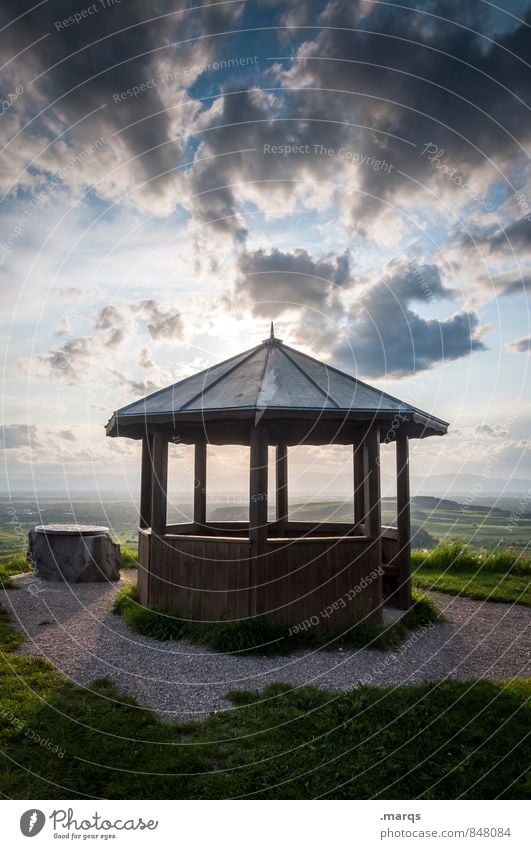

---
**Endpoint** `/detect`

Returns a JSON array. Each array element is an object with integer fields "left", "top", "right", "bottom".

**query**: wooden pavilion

[{"left": 106, "top": 325, "right": 448, "bottom": 631}]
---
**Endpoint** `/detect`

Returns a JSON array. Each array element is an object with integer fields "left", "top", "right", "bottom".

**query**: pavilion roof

[{"left": 106, "top": 325, "right": 448, "bottom": 439}]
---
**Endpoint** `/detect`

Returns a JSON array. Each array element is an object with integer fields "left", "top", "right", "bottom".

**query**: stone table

[{"left": 28, "top": 524, "right": 122, "bottom": 582}]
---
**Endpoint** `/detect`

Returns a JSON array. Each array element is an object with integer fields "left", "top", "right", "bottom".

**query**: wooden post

[
  {"left": 194, "top": 438, "right": 207, "bottom": 529},
  {"left": 151, "top": 429, "right": 168, "bottom": 537},
  {"left": 395, "top": 431, "right": 412, "bottom": 609},
  {"left": 365, "top": 426, "right": 383, "bottom": 610},
  {"left": 353, "top": 436, "right": 366, "bottom": 530},
  {"left": 276, "top": 444, "right": 288, "bottom": 531},
  {"left": 365, "top": 427, "right": 381, "bottom": 540},
  {"left": 139, "top": 432, "right": 154, "bottom": 529},
  {"left": 249, "top": 424, "right": 268, "bottom": 552}
]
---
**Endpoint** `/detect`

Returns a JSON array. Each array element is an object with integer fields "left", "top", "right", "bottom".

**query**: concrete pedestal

[{"left": 28, "top": 525, "right": 122, "bottom": 582}]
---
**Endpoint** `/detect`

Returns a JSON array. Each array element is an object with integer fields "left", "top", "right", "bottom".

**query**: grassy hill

[{"left": 1, "top": 494, "right": 530, "bottom": 560}]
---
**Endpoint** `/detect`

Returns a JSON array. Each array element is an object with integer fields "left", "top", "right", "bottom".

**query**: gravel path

[{"left": 2, "top": 575, "right": 530, "bottom": 722}]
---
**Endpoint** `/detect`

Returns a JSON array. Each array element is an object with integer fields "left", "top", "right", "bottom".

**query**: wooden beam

[
  {"left": 249, "top": 424, "right": 269, "bottom": 552},
  {"left": 151, "top": 429, "right": 168, "bottom": 537},
  {"left": 194, "top": 439, "right": 207, "bottom": 528},
  {"left": 395, "top": 431, "right": 412, "bottom": 609},
  {"left": 276, "top": 444, "right": 288, "bottom": 528},
  {"left": 139, "top": 433, "right": 154, "bottom": 529}
]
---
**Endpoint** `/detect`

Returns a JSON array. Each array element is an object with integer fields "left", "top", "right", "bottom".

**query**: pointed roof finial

[{"left": 263, "top": 321, "right": 282, "bottom": 344}]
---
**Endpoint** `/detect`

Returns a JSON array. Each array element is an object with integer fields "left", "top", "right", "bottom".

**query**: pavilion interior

[{"left": 137, "top": 419, "right": 413, "bottom": 610}]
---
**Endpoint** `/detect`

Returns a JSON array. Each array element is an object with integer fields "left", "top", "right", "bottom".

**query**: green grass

[
  {"left": 112, "top": 585, "right": 444, "bottom": 654},
  {"left": 0, "top": 552, "right": 32, "bottom": 574},
  {"left": 0, "top": 605, "right": 23, "bottom": 650},
  {"left": 0, "top": 601, "right": 529, "bottom": 799},
  {"left": 0, "top": 566, "right": 13, "bottom": 589},
  {"left": 414, "top": 570, "right": 531, "bottom": 607},
  {"left": 0, "top": 545, "right": 139, "bottom": 582},
  {"left": 0, "top": 552, "right": 33, "bottom": 587},
  {"left": 412, "top": 543, "right": 531, "bottom": 607},
  {"left": 120, "top": 547, "right": 139, "bottom": 569},
  {"left": 412, "top": 542, "right": 531, "bottom": 576}
]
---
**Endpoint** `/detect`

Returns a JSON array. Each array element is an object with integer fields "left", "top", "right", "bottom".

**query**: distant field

[
  {"left": 210, "top": 496, "right": 531, "bottom": 551},
  {"left": 0, "top": 494, "right": 530, "bottom": 558},
  {"left": 0, "top": 498, "right": 142, "bottom": 557}
]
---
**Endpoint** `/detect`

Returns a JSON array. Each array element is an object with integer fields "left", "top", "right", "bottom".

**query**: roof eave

[
  {"left": 106, "top": 407, "right": 449, "bottom": 440},
  {"left": 105, "top": 414, "right": 119, "bottom": 438}
]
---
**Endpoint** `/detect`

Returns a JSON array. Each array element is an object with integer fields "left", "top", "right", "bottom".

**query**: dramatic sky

[{"left": 1, "top": 0, "right": 530, "bottom": 502}]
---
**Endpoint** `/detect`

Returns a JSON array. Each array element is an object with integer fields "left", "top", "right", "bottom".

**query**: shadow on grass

[{"left": 0, "top": 602, "right": 529, "bottom": 799}]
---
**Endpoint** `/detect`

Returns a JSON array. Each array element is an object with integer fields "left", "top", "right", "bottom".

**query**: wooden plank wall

[
  {"left": 381, "top": 527, "right": 398, "bottom": 567},
  {"left": 257, "top": 537, "right": 382, "bottom": 629},
  {"left": 145, "top": 533, "right": 383, "bottom": 628},
  {"left": 148, "top": 535, "right": 252, "bottom": 620}
]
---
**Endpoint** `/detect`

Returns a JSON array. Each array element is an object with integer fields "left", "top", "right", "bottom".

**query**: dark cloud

[
  {"left": 186, "top": 85, "right": 364, "bottom": 241},
  {"left": 131, "top": 299, "right": 169, "bottom": 322},
  {"left": 3, "top": 0, "right": 530, "bottom": 239},
  {"left": 480, "top": 271, "right": 531, "bottom": 298},
  {"left": 147, "top": 312, "right": 183, "bottom": 340},
  {"left": 56, "top": 429, "right": 76, "bottom": 442},
  {"left": 474, "top": 424, "right": 500, "bottom": 437},
  {"left": 139, "top": 346, "right": 155, "bottom": 368},
  {"left": 262, "top": 252, "right": 484, "bottom": 377},
  {"left": 104, "top": 327, "right": 128, "bottom": 349},
  {"left": 191, "top": 160, "right": 249, "bottom": 243},
  {"left": 34, "top": 336, "right": 94, "bottom": 382},
  {"left": 459, "top": 215, "right": 531, "bottom": 261},
  {"left": 111, "top": 370, "right": 158, "bottom": 395},
  {"left": 371, "top": 258, "right": 456, "bottom": 303},
  {"left": 487, "top": 217, "right": 531, "bottom": 253},
  {"left": 185, "top": 0, "right": 531, "bottom": 241},
  {"left": 334, "top": 304, "right": 485, "bottom": 377},
  {"left": 232, "top": 244, "right": 484, "bottom": 376},
  {"left": 187, "top": 88, "right": 276, "bottom": 242},
  {"left": 0, "top": 424, "right": 40, "bottom": 450},
  {"left": 455, "top": 214, "right": 531, "bottom": 301},
  {"left": 281, "top": 0, "right": 531, "bottom": 222},
  {"left": 94, "top": 305, "right": 123, "bottom": 330},
  {"left": 507, "top": 336, "right": 531, "bottom": 354},
  {"left": 235, "top": 246, "right": 351, "bottom": 316},
  {"left": 330, "top": 259, "right": 486, "bottom": 376},
  {"left": 130, "top": 299, "right": 183, "bottom": 340},
  {"left": 0, "top": 1, "right": 245, "bottom": 207},
  {"left": 279, "top": 0, "right": 325, "bottom": 30},
  {"left": 51, "top": 287, "right": 86, "bottom": 300}
]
